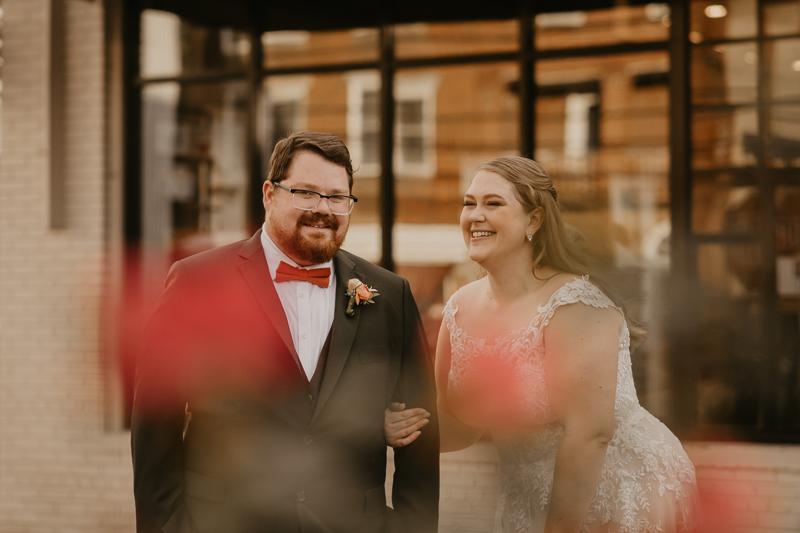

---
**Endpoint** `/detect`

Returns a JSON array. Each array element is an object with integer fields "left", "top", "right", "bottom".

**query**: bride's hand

[{"left": 384, "top": 402, "right": 430, "bottom": 447}]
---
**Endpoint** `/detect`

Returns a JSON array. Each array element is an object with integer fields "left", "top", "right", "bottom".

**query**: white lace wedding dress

[{"left": 444, "top": 277, "right": 697, "bottom": 533}]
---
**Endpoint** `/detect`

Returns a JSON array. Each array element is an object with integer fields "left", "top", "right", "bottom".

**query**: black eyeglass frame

[{"left": 271, "top": 181, "right": 358, "bottom": 215}]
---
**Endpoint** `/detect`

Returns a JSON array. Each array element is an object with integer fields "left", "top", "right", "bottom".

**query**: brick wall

[
  {"left": 0, "top": 1, "right": 134, "bottom": 531},
  {"left": 435, "top": 441, "right": 800, "bottom": 533},
  {"left": 687, "top": 443, "right": 800, "bottom": 533}
]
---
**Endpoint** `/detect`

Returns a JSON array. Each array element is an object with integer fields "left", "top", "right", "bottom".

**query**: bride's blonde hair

[{"left": 473, "top": 156, "right": 647, "bottom": 348}]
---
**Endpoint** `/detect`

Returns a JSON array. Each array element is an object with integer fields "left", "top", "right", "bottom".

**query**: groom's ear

[{"left": 262, "top": 180, "right": 275, "bottom": 212}]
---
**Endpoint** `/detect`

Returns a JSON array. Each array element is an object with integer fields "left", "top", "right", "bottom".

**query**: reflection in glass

[
  {"left": 262, "top": 28, "right": 378, "bottom": 69},
  {"left": 536, "top": 51, "right": 670, "bottom": 415},
  {"left": 691, "top": 42, "right": 757, "bottom": 104},
  {"left": 688, "top": 272, "right": 762, "bottom": 432},
  {"left": 142, "top": 81, "right": 251, "bottom": 267},
  {"left": 776, "top": 187, "right": 800, "bottom": 256},
  {"left": 698, "top": 242, "right": 761, "bottom": 298},
  {"left": 140, "top": 10, "right": 251, "bottom": 79},
  {"left": 692, "top": 107, "right": 758, "bottom": 169},
  {"left": 768, "top": 39, "right": 800, "bottom": 101},
  {"left": 395, "top": 20, "right": 517, "bottom": 59},
  {"left": 689, "top": 0, "right": 757, "bottom": 41},
  {"left": 534, "top": 4, "right": 669, "bottom": 50},
  {"left": 774, "top": 187, "right": 800, "bottom": 433},
  {"left": 536, "top": 51, "right": 670, "bottom": 259},
  {"left": 692, "top": 177, "right": 758, "bottom": 234},
  {"left": 767, "top": 105, "right": 800, "bottom": 167},
  {"left": 764, "top": 0, "right": 800, "bottom": 36}
]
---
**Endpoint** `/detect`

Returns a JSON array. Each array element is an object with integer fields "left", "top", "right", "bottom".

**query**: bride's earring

[{"left": 526, "top": 234, "right": 533, "bottom": 242}]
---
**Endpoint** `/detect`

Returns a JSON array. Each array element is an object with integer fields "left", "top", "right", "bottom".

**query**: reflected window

[
  {"left": 142, "top": 81, "right": 250, "bottom": 265},
  {"left": 346, "top": 72, "right": 439, "bottom": 178},
  {"left": 395, "top": 74, "right": 439, "bottom": 178},
  {"left": 263, "top": 76, "right": 312, "bottom": 155}
]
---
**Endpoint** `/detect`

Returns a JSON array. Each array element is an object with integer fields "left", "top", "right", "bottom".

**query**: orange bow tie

[{"left": 275, "top": 261, "right": 331, "bottom": 288}]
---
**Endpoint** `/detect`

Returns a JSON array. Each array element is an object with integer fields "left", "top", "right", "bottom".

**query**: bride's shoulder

[
  {"left": 539, "top": 272, "right": 612, "bottom": 309},
  {"left": 448, "top": 278, "right": 486, "bottom": 309},
  {"left": 539, "top": 272, "right": 583, "bottom": 299}
]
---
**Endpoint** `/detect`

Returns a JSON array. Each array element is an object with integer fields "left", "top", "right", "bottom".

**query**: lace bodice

[{"left": 444, "top": 277, "right": 696, "bottom": 533}]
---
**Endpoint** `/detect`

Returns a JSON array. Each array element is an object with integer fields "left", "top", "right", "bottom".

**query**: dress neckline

[{"left": 447, "top": 276, "right": 588, "bottom": 347}]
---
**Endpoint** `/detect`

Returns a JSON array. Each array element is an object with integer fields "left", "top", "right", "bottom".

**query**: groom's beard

[{"left": 270, "top": 212, "right": 348, "bottom": 265}]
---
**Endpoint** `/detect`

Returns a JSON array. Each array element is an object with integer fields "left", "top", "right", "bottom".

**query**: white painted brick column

[{"left": 0, "top": 1, "right": 134, "bottom": 531}]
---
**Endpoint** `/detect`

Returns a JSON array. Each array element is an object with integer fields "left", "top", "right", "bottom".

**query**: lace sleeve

[
  {"left": 442, "top": 293, "right": 458, "bottom": 334},
  {"left": 534, "top": 276, "right": 622, "bottom": 330}
]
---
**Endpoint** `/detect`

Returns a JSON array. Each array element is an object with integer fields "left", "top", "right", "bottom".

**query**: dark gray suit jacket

[{"left": 131, "top": 231, "right": 439, "bottom": 533}]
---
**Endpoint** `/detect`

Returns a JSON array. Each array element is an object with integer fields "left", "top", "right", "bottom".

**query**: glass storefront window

[
  {"left": 767, "top": 104, "right": 800, "bottom": 167},
  {"left": 262, "top": 28, "right": 379, "bottom": 69},
  {"left": 692, "top": 176, "right": 759, "bottom": 234},
  {"left": 689, "top": 0, "right": 758, "bottom": 42},
  {"left": 536, "top": 50, "right": 671, "bottom": 416},
  {"left": 131, "top": 2, "right": 800, "bottom": 442},
  {"left": 691, "top": 42, "right": 758, "bottom": 104},
  {"left": 141, "top": 81, "right": 251, "bottom": 267},
  {"left": 767, "top": 38, "right": 800, "bottom": 101},
  {"left": 395, "top": 20, "right": 518, "bottom": 59},
  {"left": 697, "top": 242, "right": 762, "bottom": 298},
  {"left": 140, "top": 10, "right": 251, "bottom": 79},
  {"left": 536, "top": 51, "right": 670, "bottom": 259},
  {"left": 764, "top": 0, "right": 800, "bottom": 36},
  {"left": 534, "top": 4, "right": 670, "bottom": 50},
  {"left": 692, "top": 107, "right": 758, "bottom": 169},
  {"left": 776, "top": 186, "right": 800, "bottom": 270}
]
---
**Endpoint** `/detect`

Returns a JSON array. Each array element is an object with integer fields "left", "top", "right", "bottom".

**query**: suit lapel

[
  {"left": 311, "top": 251, "right": 363, "bottom": 424},
  {"left": 236, "top": 230, "right": 304, "bottom": 377}
]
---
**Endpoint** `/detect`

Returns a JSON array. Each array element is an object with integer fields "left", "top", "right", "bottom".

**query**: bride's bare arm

[
  {"left": 543, "top": 303, "right": 621, "bottom": 533},
  {"left": 385, "top": 318, "right": 484, "bottom": 451},
  {"left": 434, "top": 318, "right": 485, "bottom": 452}
]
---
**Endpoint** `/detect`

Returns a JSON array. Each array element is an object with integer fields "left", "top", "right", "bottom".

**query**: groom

[{"left": 131, "top": 131, "right": 439, "bottom": 533}]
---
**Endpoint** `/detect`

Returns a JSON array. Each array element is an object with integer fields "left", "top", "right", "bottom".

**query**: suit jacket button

[
  {"left": 304, "top": 435, "right": 313, "bottom": 445},
  {"left": 297, "top": 491, "right": 306, "bottom": 502},
  {"left": 308, "top": 394, "right": 313, "bottom": 402}
]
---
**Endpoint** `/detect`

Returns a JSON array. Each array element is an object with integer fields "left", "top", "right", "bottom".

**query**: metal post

[
  {"left": 667, "top": 0, "right": 696, "bottom": 430},
  {"left": 519, "top": 2, "right": 535, "bottom": 159},
  {"left": 248, "top": 5, "right": 266, "bottom": 230},
  {"left": 122, "top": 0, "right": 142, "bottom": 247},
  {"left": 49, "top": 0, "right": 66, "bottom": 229},
  {"left": 379, "top": 24, "right": 395, "bottom": 272},
  {"left": 120, "top": 0, "right": 143, "bottom": 427},
  {"left": 755, "top": 0, "right": 779, "bottom": 432}
]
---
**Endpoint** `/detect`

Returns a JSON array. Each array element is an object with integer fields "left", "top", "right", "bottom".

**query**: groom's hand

[{"left": 384, "top": 402, "right": 430, "bottom": 447}]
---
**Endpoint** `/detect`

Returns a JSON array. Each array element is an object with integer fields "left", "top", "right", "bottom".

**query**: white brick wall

[
  {"left": 686, "top": 443, "right": 800, "bottom": 533},
  {"left": 436, "top": 442, "right": 800, "bottom": 533},
  {"left": 0, "top": 1, "right": 134, "bottom": 531}
]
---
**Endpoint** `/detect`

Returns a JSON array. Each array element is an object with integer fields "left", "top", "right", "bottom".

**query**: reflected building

[{"left": 1, "top": 0, "right": 800, "bottom": 532}]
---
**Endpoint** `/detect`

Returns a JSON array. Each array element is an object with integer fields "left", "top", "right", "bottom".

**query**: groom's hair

[{"left": 267, "top": 131, "right": 355, "bottom": 191}]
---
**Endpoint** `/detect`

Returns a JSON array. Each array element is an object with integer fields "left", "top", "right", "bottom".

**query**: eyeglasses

[{"left": 272, "top": 181, "right": 358, "bottom": 216}]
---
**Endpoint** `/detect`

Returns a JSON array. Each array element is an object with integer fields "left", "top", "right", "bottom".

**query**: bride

[{"left": 385, "top": 156, "right": 697, "bottom": 533}]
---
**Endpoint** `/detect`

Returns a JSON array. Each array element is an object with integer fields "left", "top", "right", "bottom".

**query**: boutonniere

[{"left": 346, "top": 278, "right": 379, "bottom": 317}]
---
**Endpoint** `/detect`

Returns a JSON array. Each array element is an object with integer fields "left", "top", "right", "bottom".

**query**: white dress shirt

[{"left": 261, "top": 224, "right": 336, "bottom": 381}]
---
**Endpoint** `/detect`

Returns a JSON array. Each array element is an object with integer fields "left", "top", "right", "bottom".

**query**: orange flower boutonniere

[{"left": 346, "top": 278, "right": 379, "bottom": 317}]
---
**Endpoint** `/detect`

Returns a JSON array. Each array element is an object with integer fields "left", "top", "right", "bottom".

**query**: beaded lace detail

[{"left": 444, "top": 277, "right": 697, "bottom": 533}]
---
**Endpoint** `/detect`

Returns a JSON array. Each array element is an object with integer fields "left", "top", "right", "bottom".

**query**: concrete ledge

[{"left": 684, "top": 442, "right": 800, "bottom": 472}]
